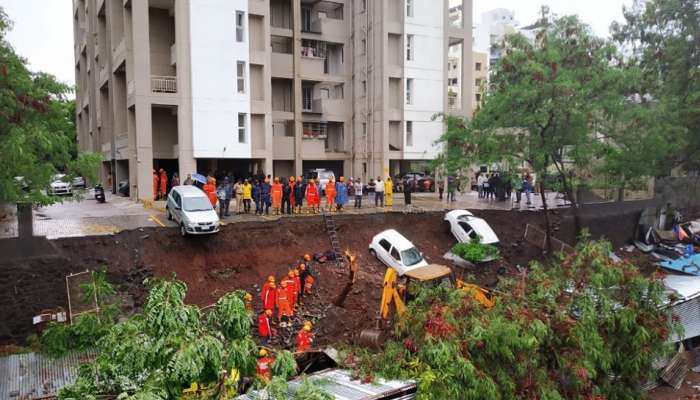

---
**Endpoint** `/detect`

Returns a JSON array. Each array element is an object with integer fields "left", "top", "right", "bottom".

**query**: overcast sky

[{"left": 0, "top": 0, "right": 633, "bottom": 86}]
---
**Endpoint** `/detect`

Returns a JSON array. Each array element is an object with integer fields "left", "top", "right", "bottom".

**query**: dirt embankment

[{"left": 0, "top": 206, "right": 651, "bottom": 346}]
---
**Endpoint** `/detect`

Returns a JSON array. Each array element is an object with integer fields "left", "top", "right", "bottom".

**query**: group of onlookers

[{"left": 476, "top": 172, "right": 535, "bottom": 205}]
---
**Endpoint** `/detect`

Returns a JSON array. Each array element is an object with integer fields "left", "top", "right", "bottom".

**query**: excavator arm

[{"left": 379, "top": 268, "right": 407, "bottom": 319}]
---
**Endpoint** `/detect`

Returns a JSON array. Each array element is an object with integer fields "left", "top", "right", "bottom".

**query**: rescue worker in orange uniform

[
  {"left": 276, "top": 280, "right": 293, "bottom": 325},
  {"left": 288, "top": 176, "right": 296, "bottom": 213},
  {"left": 258, "top": 309, "right": 275, "bottom": 346},
  {"left": 256, "top": 348, "right": 274, "bottom": 381},
  {"left": 304, "top": 274, "right": 315, "bottom": 297},
  {"left": 203, "top": 178, "right": 218, "bottom": 208},
  {"left": 296, "top": 321, "right": 314, "bottom": 353},
  {"left": 261, "top": 277, "right": 276, "bottom": 313},
  {"left": 305, "top": 180, "right": 320, "bottom": 214},
  {"left": 304, "top": 254, "right": 312, "bottom": 262},
  {"left": 159, "top": 168, "right": 168, "bottom": 199},
  {"left": 271, "top": 177, "right": 283, "bottom": 215},
  {"left": 282, "top": 271, "right": 298, "bottom": 310},
  {"left": 152, "top": 169, "right": 159, "bottom": 200},
  {"left": 325, "top": 178, "right": 337, "bottom": 212}
]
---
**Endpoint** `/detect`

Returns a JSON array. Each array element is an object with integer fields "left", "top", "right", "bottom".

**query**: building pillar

[
  {"left": 292, "top": 0, "right": 303, "bottom": 177},
  {"left": 175, "top": 0, "right": 197, "bottom": 179}
]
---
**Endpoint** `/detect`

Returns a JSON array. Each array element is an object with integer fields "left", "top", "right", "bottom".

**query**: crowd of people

[
  {"left": 476, "top": 172, "right": 535, "bottom": 205},
  {"left": 174, "top": 173, "right": 404, "bottom": 218}
]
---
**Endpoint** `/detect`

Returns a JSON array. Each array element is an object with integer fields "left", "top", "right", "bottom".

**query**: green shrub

[{"left": 452, "top": 238, "right": 498, "bottom": 263}]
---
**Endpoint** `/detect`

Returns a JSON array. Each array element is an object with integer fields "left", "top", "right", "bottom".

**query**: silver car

[
  {"left": 166, "top": 185, "right": 220, "bottom": 237},
  {"left": 47, "top": 174, "right": 72, "bottom": 196}
]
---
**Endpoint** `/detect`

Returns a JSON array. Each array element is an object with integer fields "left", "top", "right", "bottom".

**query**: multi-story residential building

[
  {"left": 472, "top": 51, "right": 487, "bottom": 110},
  {"left": 474, "top": 8, "right": 518, "bottom": 66},
  {"left": 447, "top": 50, "right": 486, "bottom": 113},
  {"left": 73, "top": 0, "right": 473, "bottom": 201}
]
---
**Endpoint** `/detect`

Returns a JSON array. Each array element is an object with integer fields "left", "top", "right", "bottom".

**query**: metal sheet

[
  {"left": 0, "top": 350, "right": 96, "bottom": 399},
  {"left": 670, "top": 296, "right": 700, "bottom": 342}
]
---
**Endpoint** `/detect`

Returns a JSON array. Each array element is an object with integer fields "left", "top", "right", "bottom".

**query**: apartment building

[
  {"left": 73, "top": 0, "right": 473, "bottom": 201},
  {"left": 447, "top": 50, "right": 485, "bottom": 113}
]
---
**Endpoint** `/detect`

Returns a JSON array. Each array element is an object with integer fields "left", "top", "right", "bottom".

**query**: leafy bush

[
  {"left": 452, "top": 237, "right": 498, "bottom": 263},
  {"left": 354, "top": 241, "right": 676, "bottom": 399},
  {"left": 271, "top": 350, "right": 298, "bottom": 380}
]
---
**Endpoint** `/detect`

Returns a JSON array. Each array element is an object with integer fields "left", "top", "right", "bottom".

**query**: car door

[
  {"left": 389, "top": 246, "right": 402, "bottom": 270},
  {"left": 456, "top": 221, "right": 474, "bottom": 242},
  {"left": 377, "top": 239, "right": 393, "bottom": 267},
  {"left": 172, "top": 191, "right": 183, "bottom": 223}
]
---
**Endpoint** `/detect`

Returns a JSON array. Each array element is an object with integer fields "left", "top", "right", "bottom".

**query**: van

[
  {"left": 166, "top": 185, "right": 220, "bottom": 237},
  {"left": 306, "top": 169, "right": 335, "bottom": 194}
]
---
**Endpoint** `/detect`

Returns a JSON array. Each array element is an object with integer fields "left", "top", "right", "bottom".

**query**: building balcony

[
  {"left": 151, "top": 75, "right": 177, "bottom": 93},
  {"left": 300, "top": 56, "right": 325, "bottom": 78},
  {"left": 310, "top": 16, "right": 345, "bottom": 42},
  {"left": 170, "top": 43, "right": 176, "bottom": 66},
  {"left": 99, "top": 64, "right": 108, "bottom": 85},
  {"left": 271, "top": 53, "right": 293, "bottom": 78},
  {"left": 312, "top": 98, "right": 344, "bottom": 117},
  {"left": 273, "top": 135, "right": 295, "bottom": 160}
]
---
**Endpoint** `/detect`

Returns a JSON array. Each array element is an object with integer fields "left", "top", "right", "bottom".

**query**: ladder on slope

[{"left": 322, "top": 210, "right": 345, "bottom": 269}]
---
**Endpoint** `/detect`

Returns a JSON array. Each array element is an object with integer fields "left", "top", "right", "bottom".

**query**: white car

[
  {"left": 307, "top": 169, "right": 335, "bottom": 194},
  {"left": 166, "top": 185, "right": 220, "bottom": 237},
  {"left": 368, "top": 229, "right": 429, "bottom": 276},
  {"left": 444, "top": 210, "right": 499, "bottom": 246},
  {"left": 47, "top": 174, "right": 72, "bottom": 195}
]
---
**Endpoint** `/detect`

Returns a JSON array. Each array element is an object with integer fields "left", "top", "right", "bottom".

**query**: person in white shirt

[
  {"left": 375, "top": 177, "right": 384, "bottom": 207},
  {"left": 353, "top": 179, "right": 363, "bottom": 208},
  {"left": 477, "top": 174, "right": 486, "bottom": 199}
]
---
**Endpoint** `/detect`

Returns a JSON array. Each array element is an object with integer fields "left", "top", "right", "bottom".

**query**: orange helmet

[
  {"left": 280, "top": 280, "right": 288, "bottom": 287},
  {"left": 265, "top": 309, "right": 273, "bottom": 316},
  {"left": 267, "top": 275, "right": 275, "bottom": 283},
  {"left": 288, "top": 270, "right": 295, "bottom": 278},
  {"left": 259, "top": 348, "right": 268, "bottom": 357},
  {"left": 304, "top": 254, "right": 312, "bottom": 261},
  {"left": 303, "top": 321, "right": 312, "bottom": 331},
  {"left": 298, "top": 263, "right": 306, "bottom": 270}
]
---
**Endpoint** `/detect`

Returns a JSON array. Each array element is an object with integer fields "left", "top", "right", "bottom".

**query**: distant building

[
  {"left": 72, "top": 0, "right": 475, "bottom": 200},
  {"left": 472, "top": 51, "right": 487, "bottom": 111},
  {"left": 448, "top": 50, "right": 487, "bottom": 113},
  {"left": 474, "top": 8, "right": 519, "bottom": 67}
]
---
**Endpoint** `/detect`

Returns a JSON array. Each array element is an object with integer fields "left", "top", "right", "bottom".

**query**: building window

[
  {"left": 237, "top": 61, "right": 245, "bottom": 93},
  {"left": 361, "top": 0, "right": 366, "bottom": 12},
  {"left": 476, "top": 93, "right": 482, "bottom": 103},
  {"left": 406, "top": 78, "right": 413, "bottom": 105},
  {"left": 406, "top": 34, "right": 414, "bottom": 61},
  {"left": 406, "top": 0, "right": 413, "bottom": 17},
  {"left": 302, "top": 86, "right": 313, "bottom": 111},
  {"left": 475, "top": 62, "right": 482, "bottom": 71},
  {"left": 362, "top": 80, "right": 367, "bottom": 97},
  {"left": 238, "top": 113, "right": 247, "bottom": 143},
  {"left": 236, "top": 11, "right": 245, "bottom": 42},
  {"left": 475, "top": 78, "right": 482, "bottom": 86},
  {"left": 406, "top": 121, "right": 413, "bottom": 147},
  {"left": 301, "top": 7, "right": 312, "bottom": 32},
  {"left": 361, "top": 38, "right": 366, "bottom": 55}
]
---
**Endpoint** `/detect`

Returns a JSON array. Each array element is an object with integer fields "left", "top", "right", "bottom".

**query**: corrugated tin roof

[
  {"left": 0, "top": 350, "right": 96, "bottom": 399},
  {"left": 237, "top": 368, "right": 417, "bottom": 400}
]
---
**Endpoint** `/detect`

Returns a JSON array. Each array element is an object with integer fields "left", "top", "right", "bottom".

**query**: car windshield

[
  {"left": 183, "top": 196, "right": 212, "bottom": 212},
  {"left": 52, "top": 174, "right": 66, "bottom": 182},
  {"left": 401, "top": 247, "right": 423, "bottom": 267}
]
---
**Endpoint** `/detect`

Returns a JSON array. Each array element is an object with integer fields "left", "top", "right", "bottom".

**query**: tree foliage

[
  {"left": 612, "top": 0, "right": 700, "bottom": 173},
  {"left": 353, "top": 241, "right": 675, "bottom": 400},
  {"left": 0, "top": 7, "right": 100, "bottom": 205},
  {"left": 55, "top": 277, "right": 317, "bottom": 399}
]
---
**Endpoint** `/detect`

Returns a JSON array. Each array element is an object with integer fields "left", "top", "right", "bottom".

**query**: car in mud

[
  {"left": 166, "top": 185, "right": 220, "bottom": 237},
  {"left": 368, "top": 229, "right": 429, "bottom": 275},
  {"left": 47, "top": 174, "right": 72, "bottom": 196},
  {"left": 444, "top": 210, "right": 500, "bottom": 246}
]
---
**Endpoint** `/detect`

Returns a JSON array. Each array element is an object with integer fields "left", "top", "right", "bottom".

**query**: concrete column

[
  {"left": 17, "top": 202, "right": 33, "bottom": 239},
  {"left": 292, "top": 0, "right": 303, "bottom": 177},
  {"left": 175, "top": 0, "right": 197, "bottom": 177},
  {"left": 131, "top": 0, "right": 154, "bottom": 201}
]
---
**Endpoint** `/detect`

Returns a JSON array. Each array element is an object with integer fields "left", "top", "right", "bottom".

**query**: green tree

[
  {"left": 437, "top": 9, "right": 656, "bottom": 245},
  {"left": 354, "top": 240, "right": 675, "bottom": 399},
  {"left": 612, "top": 0, "right": 700, "bottom": 173},
  {"left": 0, "top": 7, "right": 100, "bottom": 207}
]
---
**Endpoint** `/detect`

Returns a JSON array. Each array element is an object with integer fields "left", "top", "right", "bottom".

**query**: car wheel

[
  {"left": 180, "top": 224, "right": 187, "bottom": 237},
  {"left": 369, "top": 248, "right": 377, "bottom": 258},
  {"left": 166, "top": 207, "right": 172, "bottom": 220}
]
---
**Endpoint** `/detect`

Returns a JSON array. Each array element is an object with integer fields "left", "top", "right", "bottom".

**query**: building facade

[
  {"left": 474, "top": 8, "right": 518, "bottom": 67},
  {"left": 73, "top": 0, "right": 473, "bottom": 201}
]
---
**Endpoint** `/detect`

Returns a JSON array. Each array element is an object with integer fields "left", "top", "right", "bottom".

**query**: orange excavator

[{"left": 359, "top": 264, "right": 494, "bottom": 348}]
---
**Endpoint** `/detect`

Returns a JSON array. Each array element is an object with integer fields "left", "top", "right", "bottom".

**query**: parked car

[
  {"left": 14, "top": 176, "right": 29, "bottom": 192},
  {"left": 369, "top": 229, "right": 429, "bottom": 275},
  {"left": 166, "top": 185, "right": 220, "bottom": 237},
  {"left": 47, "top": 174, "right": 72, "bottom": 196},
  {"left": 444, "top": 210, "right": 500, "bottom": 246},
  {"left": 72, "top": 176, "right": 86, "bottom": 189}
]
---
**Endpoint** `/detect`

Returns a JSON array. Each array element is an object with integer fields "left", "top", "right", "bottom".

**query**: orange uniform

[
  {"left": 306, "top": 183, "right": 320, "bottom": 206},
  {"left": 296, "top": 329, "right": 313, "bottom": 352},
  {"left": 159, "top": 169, "right": 167, "bottom": 196},
  {"left": 261, "top": 282, "right": 276, "bottom": 312},
  {"left": 325, "top": 181, "right": 336, "bottom": 205},
  {"left": 152, "top": 171, "right": 159, "bottom": 200},
  {"left": 282, "top": 276, "right": 297, "bottom": 307},
  {"left": 293, "top": 272, "right": 302, "bottom": 304},
  {"left": 271, "top": 182, "right": 283, "bottom": 208},
  {"left": 276, "top": 284, "right": 293, "bottom": 319},
  {"left": 203, "top": 182, "right": 217, "bottom": 207}
]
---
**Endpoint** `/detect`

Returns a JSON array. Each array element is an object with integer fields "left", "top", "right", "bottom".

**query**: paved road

[{"left": 0, "top": 189, "right": 568, "bottom": 240}]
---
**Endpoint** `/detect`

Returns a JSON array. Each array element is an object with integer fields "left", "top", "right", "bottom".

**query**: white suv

[{"left": 166, "top": 186, "right": 220, "bottom": 237}]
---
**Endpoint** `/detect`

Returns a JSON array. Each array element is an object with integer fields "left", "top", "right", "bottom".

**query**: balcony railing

[{"left": 151, "top": 75, "right": 177, "bottom": 93}]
